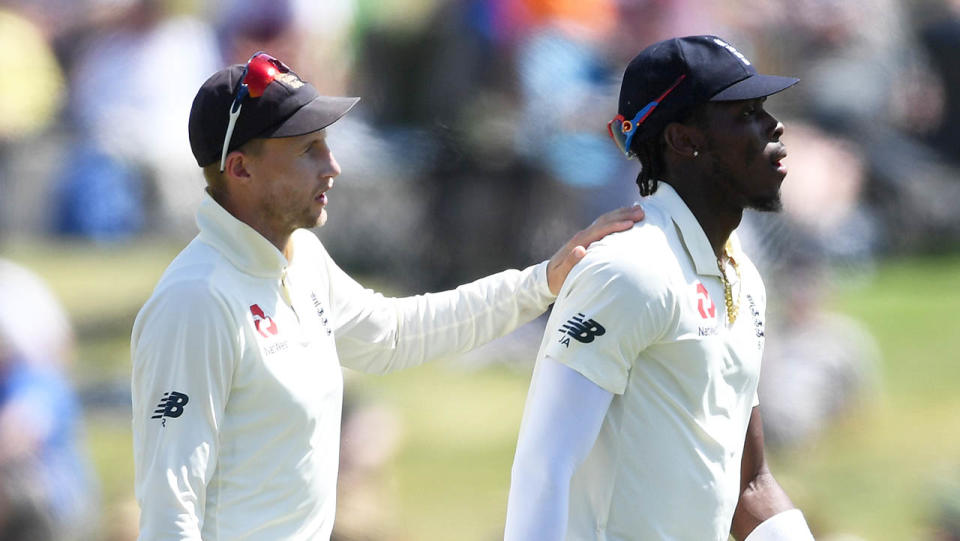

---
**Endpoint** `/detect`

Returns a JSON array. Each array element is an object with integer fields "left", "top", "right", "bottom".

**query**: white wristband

[{"left": 744, "top": 509, "right": 814, "bottom": 541}]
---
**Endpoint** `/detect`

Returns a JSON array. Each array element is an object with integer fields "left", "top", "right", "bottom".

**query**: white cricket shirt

[
  {"left": 131, "top": 192, "right": 554, "bottom": 540},
  {"left": 531, "top": 182, "right": 767, "bottom": 540}
]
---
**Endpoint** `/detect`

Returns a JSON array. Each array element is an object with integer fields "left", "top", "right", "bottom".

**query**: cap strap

[{"left": 608, "top": 74, "right": 687, "bottom": 158}]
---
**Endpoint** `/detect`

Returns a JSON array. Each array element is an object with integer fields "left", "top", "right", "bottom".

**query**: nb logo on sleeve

[
  {"left": 558, "top": 313, "right": 606, "bottom": 347},
  {"left": 152, "top": 391, "right": 190, "bottom": 426}
]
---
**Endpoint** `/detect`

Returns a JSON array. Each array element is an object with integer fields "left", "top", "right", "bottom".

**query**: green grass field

[{"left": 4, "top": 240, "right": 959, "bottom": 540}]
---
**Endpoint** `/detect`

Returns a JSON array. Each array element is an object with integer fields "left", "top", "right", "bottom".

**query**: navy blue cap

[
  {"left": 618, "top": 35, "right": 798, "bottom": 144},
  {"left": 189, "top": 61, "right": 359, "bottom": 168}
]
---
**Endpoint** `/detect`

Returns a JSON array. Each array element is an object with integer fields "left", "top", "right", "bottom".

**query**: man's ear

[
  {"left": 663, "top": 121, "right": 703, "bottom": 159},
  {"left": 223, "top": 151, "right": 253, "bottom": 186}
]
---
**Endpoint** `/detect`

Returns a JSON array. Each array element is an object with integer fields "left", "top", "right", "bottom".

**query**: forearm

[
  {"left": 338, "top": 262, "right": 554, "bottom": 373},
  {"left": 395, "top": 261, "right": 553, "bottom": 362},
  {"left": 504, "top": 452, "right": 574, "bottom": 541},
  {"left": 132, "top": 391, "right": 213, "bottom": 541},
  {"left": 132, "top": 397, "right": 211, "bottom": 540},
  {"left": 731, "top": 471, "right": 796, "bottom": 539},
  {"left": 504, "top": 358, "right": 613, "bottom": 540},
  {"left": 135, "top": 480, "right": 205, "bottom": 540},
  {"left": 732, "top": 407, "right": 813, "bottom": 541}
]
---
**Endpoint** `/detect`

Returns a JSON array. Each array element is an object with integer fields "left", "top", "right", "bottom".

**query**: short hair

[
  {"left": 201, "top": 138, "right": 266, "bottom": 200},
  {"left": 630, "top": 103, "right": 708, "bottom": 197}
]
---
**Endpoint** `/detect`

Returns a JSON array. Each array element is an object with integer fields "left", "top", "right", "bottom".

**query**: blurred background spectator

[
  {"left": 1, "top": 0, "right": 958, "bottom": 539},
  {"left": 5, "top": 0, "right": 960, "bottom": 262},
  {"left": 0, "top": 259, "right": 96, "bottom": 541}
]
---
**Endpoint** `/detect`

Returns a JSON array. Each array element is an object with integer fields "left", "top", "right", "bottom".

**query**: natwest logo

[
  {"left": 250, "top": 304, "right": 279, "bottom": 338},
  {"left": 696, "top": 282, "right": 716, "bottom": 319}
]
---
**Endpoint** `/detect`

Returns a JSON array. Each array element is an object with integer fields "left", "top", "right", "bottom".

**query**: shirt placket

[{"left": 280, "top": 267, "right": 303, "bottom": 325}]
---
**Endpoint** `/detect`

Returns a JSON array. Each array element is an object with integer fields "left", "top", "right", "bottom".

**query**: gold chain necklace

[{"left": 716, "top": 242, "right": 741, "bottom": 325}]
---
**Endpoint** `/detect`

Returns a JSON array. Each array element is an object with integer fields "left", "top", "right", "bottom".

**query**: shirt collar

[
  {"left": 196, "top": 191, "right": 289, "bottom": 278},
  {"left": 650, "top": 182, "right": 742, "bottom": 278}
]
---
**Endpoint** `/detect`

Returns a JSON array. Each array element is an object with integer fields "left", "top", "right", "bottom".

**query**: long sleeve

[
  {"left": 131, "top": 281, "right": 239, "bottom": 540},
  {"left": 323, "top": 246, "right": 555, "bottom": 374},
  {"left": 504, "top": 357, "right": 613, "bottom": 540}
]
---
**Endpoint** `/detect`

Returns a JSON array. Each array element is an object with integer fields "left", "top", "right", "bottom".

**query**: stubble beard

[
  {"left": 710, "top": 156, "right": 784, "bottom": 213},
  {"left": 262, "top": 195, "right": 323, "bottom": 235},
  {"left": 289, "top": 207, "right": 324, "bottom": 231},
  {"left": 746, "top": 192, "right": 783, "bottom": 213}
]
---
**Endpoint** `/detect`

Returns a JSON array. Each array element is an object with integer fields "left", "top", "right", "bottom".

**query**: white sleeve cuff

[
  {"left": 744, "top": 509, "right": 815, "bottom": 541},
  {"left": 533, "top": 260, "right": 555, "bottom": 300}
]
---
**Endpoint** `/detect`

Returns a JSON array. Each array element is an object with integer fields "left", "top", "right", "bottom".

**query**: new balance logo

[
  {"left": 558, "top": 313, "right": 606, "bottom": 347},
  {"left": 152, "top": 391, "right": 189, "bottom": 426}
]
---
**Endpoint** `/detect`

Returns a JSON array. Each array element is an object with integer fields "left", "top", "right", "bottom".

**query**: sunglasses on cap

[
  {"left": 607, "top": 74, "right": 686, "bottom": 158},
  {"left": 219, "top": 52, "right": 290, "bottom": 172}
]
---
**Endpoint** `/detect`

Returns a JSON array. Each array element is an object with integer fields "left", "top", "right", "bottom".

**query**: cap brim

[
  {"left": 265, "top": 96, "right": 360, "bottom": 138},
  {"left": 709, "top": 74, "right": 799, "bottom": 101}
]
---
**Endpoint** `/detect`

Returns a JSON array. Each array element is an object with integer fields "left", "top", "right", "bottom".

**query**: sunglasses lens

[
  {"left": 244, "top": 54, "right": 280, "bottom": 98},
  {"left": 606, "top": 74, "right": 686, "bottom": 159},
  {"left": 607, "top": 118, "right": 629, "bottom": 156}
]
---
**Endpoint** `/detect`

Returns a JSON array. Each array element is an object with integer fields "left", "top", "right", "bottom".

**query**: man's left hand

[{"left": 546, "top": 204, "right": 644, "bottom": 295}]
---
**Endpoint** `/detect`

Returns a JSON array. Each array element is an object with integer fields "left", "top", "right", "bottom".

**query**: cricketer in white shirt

[
  {"left": 504, "top": 183, "right": 812, "bottom": 540},
  {"left": 131, "top": 193, "right": 560, "bottom": 540}
]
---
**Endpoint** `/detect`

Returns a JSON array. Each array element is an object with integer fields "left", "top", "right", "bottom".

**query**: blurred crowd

[
  {"left": 2, "top": 0, "right": 960, "bottom": 539},
  {"left": 3, "top": 0, "right": 960, "bottom": 272},
  {"left": 0, "top": 259, "right": 95, "bottom": 540}
]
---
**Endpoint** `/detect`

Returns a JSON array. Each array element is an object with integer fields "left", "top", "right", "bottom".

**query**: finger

[
  {"left": 546, "top": 205, "right": 644, "bottom": 294},
  {"left": 589, "top": 204, "right": 644, "bottom": 227},
  {"left": 573, "top": 219, "right": 638, "bottom": 247},
  {"left": 565, "top": 245, "right": 587, "bottom": 268},
  {"left": 548, "top": 243, "right": 585, "bottom": 273}
]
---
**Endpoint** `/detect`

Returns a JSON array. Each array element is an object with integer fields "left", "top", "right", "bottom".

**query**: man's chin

[
  {"left": 747, "top": 193, "right": 783, "bottom": 212},
  {"left": 295, "top": 210, "right": 327, "bottom": 231}
]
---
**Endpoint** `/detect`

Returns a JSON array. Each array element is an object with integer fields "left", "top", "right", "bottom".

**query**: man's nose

[
  {"left": 327, "top": 151, "right": 341, "bottom": 178},
  {"left": 768, "top": 113, "right": 785, "bottom": 141}
]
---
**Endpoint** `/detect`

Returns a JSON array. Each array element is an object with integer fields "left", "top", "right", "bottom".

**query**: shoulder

[
  {"left": 561, "top": 212, "right": 677, "bottom": 301},
  {"left": 157, "top": 237, "right": 224, "bottom": 289},
  {"left": 134, "top": 251, "right": 235, "bottom": 342},
  {"left": 131, "top": 275, "right": 241, "bottom": 369},
  {"left": 584, "top": 199, "right": 675, "bottom": 264},
  {"left": 135, "top": 278, "right": 230, "bottom": 331}
]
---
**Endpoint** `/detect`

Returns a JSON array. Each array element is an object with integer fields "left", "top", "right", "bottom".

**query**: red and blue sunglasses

[
  {"left": 607, "top": 74, "right": 686, "bottom": 158},
  {"left": 219, "top": 52, "right": 290, "bottom": 172}
]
